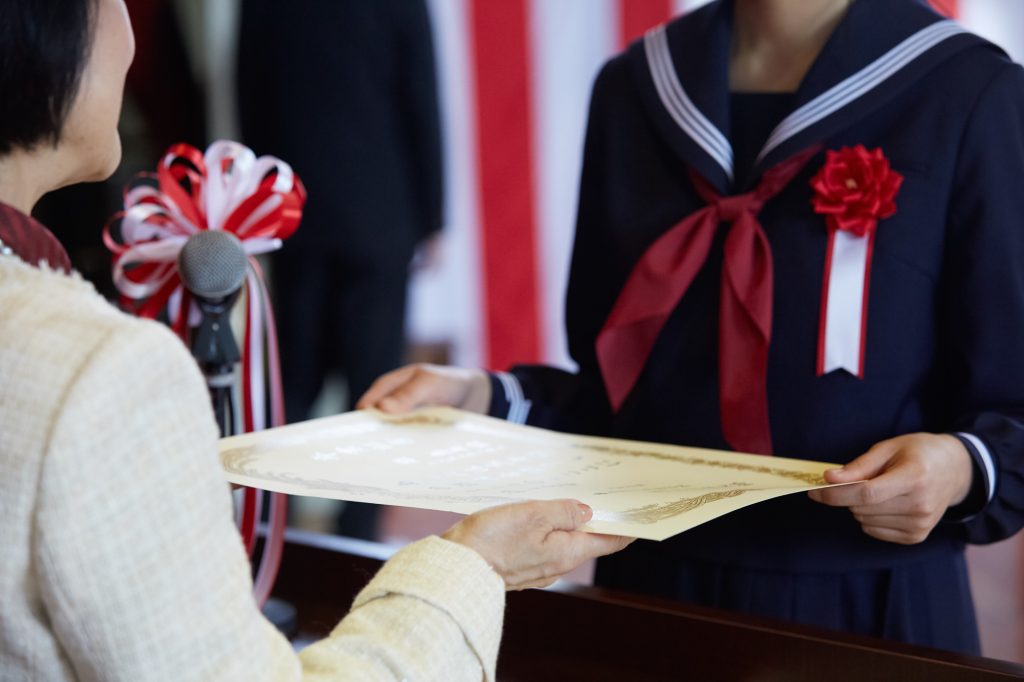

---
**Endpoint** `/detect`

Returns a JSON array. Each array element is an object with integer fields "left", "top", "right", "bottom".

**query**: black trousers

[
  {"left": 273, "top": 244, "right": 413, "bottom": 540},
  {"left": 273, "top": 244, "right": 412, "bottom": 423}
]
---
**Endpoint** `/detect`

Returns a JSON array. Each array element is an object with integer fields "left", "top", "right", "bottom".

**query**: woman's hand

[
  {"left": 808, "top": 433, "right": 974, "bottom": 545},
  {"left": 356, "top": 363, "right": 491, "bottom": 414},
  {"left": 443, "top": 499, "right": 634, "bottom": 590}
]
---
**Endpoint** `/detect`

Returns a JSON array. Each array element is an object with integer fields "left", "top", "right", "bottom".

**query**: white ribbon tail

[
  {"left": 250, "top": 257, "right": 286, "bottom": 427},
  {"left": 819, "top": 229, "right": 873, "bottom": 377},
  {"left": 241, "top": 255, "right": 288, "bottom": 607},
  {"left": 245, "top": 266, "right": 267, "bottom": 432}
]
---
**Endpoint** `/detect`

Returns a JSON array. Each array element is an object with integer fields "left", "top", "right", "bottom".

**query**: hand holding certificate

[{"left": 220, "top": 407, "right": 843, "bottom": 541}]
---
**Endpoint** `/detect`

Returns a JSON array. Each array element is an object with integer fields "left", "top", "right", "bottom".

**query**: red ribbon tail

[
  {"left": 597, "top": 317, "right": 665, "bottom": 412},
  {"left": 596, "top": 209, "right": 719, "bottom": 412},
  {"left": 719, "top": 215, "right": 774, "bottom": 455},
  {"left": 718, "top": 302, "right": 773, "bottom": 455}
]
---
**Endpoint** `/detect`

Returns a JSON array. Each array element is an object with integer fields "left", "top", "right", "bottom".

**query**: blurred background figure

[{"left": 236, "top": 0, "right": 444, "bottom": 539}]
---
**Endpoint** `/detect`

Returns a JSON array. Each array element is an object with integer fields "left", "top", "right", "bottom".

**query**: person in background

[
  {"left": 361, "top": 0, "right": 1024, "bottom": 655},
  {"left": 0, "top": 1, "right": 630, "bottom": 680},
  {"left": 237, "top": 0, "right": 444, "bottom": 540}
]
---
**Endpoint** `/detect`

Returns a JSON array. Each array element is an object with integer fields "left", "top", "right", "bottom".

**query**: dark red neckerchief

[
  {"left": 0, "top": 201, "right": 72, "bottom": 273},
  {"left": 595, "top": 146, "right": 820, "bottom": 455}
]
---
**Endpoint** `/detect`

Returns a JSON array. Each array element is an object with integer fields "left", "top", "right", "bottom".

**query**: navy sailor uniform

[{"left": 488, "top": 0, "right": 1024, "bottom": 653}]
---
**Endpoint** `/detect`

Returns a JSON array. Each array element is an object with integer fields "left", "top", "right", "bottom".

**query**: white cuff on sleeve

[
  {"left": 956, "top": 431, "right": 997, "bottom": 502},
  {"left": 495, "top": 371, "right": 532, "bottom": 425}
]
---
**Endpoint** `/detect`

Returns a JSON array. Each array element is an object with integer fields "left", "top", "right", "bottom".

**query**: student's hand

[
  {"left": 807, "top": 433, "right": 974, "bottom": 545},
  {"left": 356, "top": 363, "right": 491, "bottom": 414},
  {"left": 443, "top": 499, "right": 634, "bottom": 590}
]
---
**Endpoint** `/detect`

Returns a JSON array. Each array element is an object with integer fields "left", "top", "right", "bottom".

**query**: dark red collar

[{"left": 0, "top": 202, "right": 72, "bottom": 273}]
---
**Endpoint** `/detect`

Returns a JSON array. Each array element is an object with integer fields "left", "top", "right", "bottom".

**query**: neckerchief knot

[{"left": 596, "top": 145, "right": 821, "bottom": 455}]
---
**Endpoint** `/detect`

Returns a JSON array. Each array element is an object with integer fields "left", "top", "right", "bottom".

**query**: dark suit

[
  {"left": 237, "top": 0, "right": 442, "bottom": 539},
  {"left": 237, "top": 0, "right": 443, "bottom": 421}
]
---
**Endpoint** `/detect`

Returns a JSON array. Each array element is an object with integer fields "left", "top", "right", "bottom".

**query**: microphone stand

[
  {"left": 188, "top": 288, "right": 298, "bottom": 638},
  {"left": 190, "top": 291, "right": 242, "bottom": 437}
]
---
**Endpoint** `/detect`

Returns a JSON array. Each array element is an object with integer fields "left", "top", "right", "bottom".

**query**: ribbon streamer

[
  {"left": 818, "top": 228, "right": 873, "bottom": 377},
  {"left": 809, "top": 144, "right": 900, "bottom": 379},
  {"left": 105, "top": 141, "right": 305, "bottom": 606}
]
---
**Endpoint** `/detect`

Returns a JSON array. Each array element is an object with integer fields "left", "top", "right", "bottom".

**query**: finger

[
  {"left": 574, "top": 532, "right": 635, "bottom": 559},
  {"left": 851, "top": 513, "right": 936, "bottom": 536},
  {"left": 356, "top": 365, "right": 420, "bottom": 409},
  {"left": 534, "top": 499, "right": 593, "bottom": 531},
  {"left": 811, "top": 466, "right": 914, "bottom": 508},
  {"left": 508, "top": 531, "right": 631, "bottom": 590},
  {"left": 852, "top": 465, "right": 918, "bottom": 507},
  {"left": 377, "top": 370, "right": 450, "bottom": 413},
  {"left": 809, "top": 481, "right": 870, "bottom": 507},
  {"left": 824, "top": 440, "right": 901, "bottom": 484},
  {"left": 848, "top": 494, "right": 922, "bottom": 517},
  {"left": 860, "top": 524, "right": 926, "bottom": 545},
  {"left": 509, "top": 576, "right": 561, "bottom": 591}
]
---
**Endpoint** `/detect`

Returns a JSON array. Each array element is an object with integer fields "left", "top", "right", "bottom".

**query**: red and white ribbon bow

[
  {"left": 811, "top": 145, "right": 902, "bottom": 378},
  {"left": 104, "top": 140, "right": 306, "bottom": 605}
]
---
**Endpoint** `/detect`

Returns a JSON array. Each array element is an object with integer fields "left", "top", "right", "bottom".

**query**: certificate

[{"left": 220, "top": 407, "right": 840, "bottom": 541}]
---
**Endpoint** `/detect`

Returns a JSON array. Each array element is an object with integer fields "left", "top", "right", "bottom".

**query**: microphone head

[{"left": 177, "top": 231, "right": 247, "bottom": 299}]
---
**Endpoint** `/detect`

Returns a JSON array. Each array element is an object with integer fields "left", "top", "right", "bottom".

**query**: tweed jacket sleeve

[{"left": 31, "top": 314, "right": 503, "bottom": 681}]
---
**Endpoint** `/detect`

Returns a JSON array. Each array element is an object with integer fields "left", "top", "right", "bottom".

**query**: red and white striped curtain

[{"left": 408, "top": 0, "right": 1023, "bottom": 371}]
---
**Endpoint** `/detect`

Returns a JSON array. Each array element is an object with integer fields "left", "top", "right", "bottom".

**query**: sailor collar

[{"left": 628, "top": 0, "right": 995, "bottom": 193}]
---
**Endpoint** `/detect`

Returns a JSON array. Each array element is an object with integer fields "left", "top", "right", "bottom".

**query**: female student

[{"left": 361, "top": 0, "right": 1024, "bottom": 654}]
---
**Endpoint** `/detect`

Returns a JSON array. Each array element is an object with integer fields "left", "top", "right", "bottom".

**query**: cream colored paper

[{"left": 219, "top": 407, "right": 839, "bottom": 541}]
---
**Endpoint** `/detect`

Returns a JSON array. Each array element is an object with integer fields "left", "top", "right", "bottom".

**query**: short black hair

[{"left": 0, "top": 0, "right": 97, "bottom": 155}]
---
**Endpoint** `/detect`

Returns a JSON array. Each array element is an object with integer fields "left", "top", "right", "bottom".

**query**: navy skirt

[{"left": 594, "top": 541, "right": 981, "bottom": 655}]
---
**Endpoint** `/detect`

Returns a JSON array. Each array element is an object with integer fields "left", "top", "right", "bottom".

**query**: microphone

[{"left": 178, "top": 230, "right": 248, "bottom": 435}]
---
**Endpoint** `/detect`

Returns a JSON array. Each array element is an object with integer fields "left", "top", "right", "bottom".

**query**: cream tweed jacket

[{"left": 0, "top": 256, "right": 504, "bottom": 681}]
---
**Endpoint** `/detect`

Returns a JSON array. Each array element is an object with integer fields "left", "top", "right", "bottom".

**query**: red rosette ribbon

[
  {"left": 103, "top": 140, "right": 305, "bottom": 605},
  {"left": 811, "top": 144, "right": 902, "bottom": 237},
  {"left": 810, "top": 145, "right": 903, "bottom": 377}
]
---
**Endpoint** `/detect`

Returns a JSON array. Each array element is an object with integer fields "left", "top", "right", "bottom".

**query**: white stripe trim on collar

[
  {"left": 643, "top": 19, "right": 966, "bottom": 179},
  {"left": 644, "top": 24, "right": 734, "bottom": 181},
  {"left": 758, "top": 20, "right": 966, "bottom": 163}
]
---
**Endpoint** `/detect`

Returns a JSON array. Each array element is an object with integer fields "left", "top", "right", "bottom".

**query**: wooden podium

[{"left": 273, "top": 531, "right": 1024, "bottom": 681}]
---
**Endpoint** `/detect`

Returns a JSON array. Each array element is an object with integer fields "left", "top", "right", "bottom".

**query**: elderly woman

[{"left": 0, "top": 2, "right": 630, "bottom": 680}]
